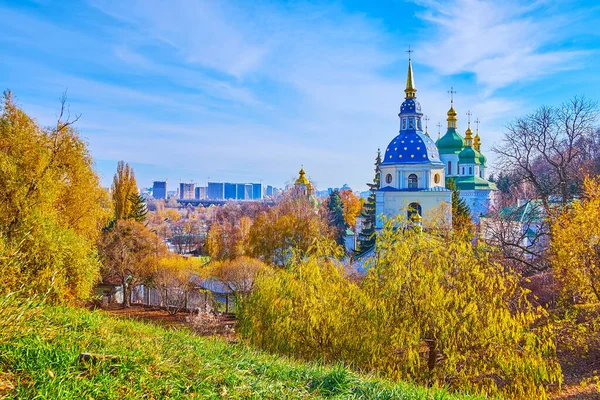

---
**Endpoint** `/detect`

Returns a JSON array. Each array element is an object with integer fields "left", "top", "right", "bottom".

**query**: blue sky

[{"left": 1, "top": 0, "right": 599, "bottom": 191}]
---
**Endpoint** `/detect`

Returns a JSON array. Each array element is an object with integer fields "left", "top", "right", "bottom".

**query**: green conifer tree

[
  {"left": 327, "top": 189, "right": 346, "bottom": 244},
  {"left": 447, "top": 178, "right": 472, "bottom": 235},
  {"left": 127, "top": 192, "right": 148, "bottom": 223},
  {"left": 357, "top": 149, "right": 381, "bottom": 252}
]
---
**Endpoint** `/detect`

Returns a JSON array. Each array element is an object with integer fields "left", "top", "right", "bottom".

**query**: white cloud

[{"left": 415, "top": 0, "right": 587, "bottom": 93}]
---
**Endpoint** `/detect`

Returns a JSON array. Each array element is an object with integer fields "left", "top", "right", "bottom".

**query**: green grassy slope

[{"left": 0, "top": 306, "right": 478, "bottom": 399}]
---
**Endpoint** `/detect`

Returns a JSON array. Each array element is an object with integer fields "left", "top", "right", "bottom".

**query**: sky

[{"left": 1, "top": 0, "right": 599, "bottom": 192}]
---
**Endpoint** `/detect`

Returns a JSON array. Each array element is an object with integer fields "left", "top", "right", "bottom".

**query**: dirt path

[{"left": 100, "top": 305, "right": 237, "bottom": 341}]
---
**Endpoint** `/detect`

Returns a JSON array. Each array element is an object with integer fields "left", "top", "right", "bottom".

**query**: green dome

[
  {"left": 478, "top": 152, "right": 487, "bottom": 166},
  {"left": 458, "top": 146, "right": 481, "bottom": 164},
  {"left": 436, "top": 128, "right": 464, "bottom": 154}
]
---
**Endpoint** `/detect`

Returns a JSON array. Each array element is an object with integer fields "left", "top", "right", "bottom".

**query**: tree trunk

[
  {"left": 122, "top": 278, "right": 130, "bottom": 308},
  {"left": 427, "top": 339, "right": 437, "bottom": 382}
]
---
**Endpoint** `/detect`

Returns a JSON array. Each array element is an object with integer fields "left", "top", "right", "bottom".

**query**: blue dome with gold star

[{"left": 383, "top": 131, "right": 441, "bottom": 164}]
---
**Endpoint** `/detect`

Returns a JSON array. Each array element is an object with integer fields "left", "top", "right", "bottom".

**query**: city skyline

[{"left": 1, "top": 0, "right": 599, "bottom": 190}]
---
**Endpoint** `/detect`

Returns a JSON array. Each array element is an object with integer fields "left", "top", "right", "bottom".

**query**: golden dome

[{"left": 295, "top": 168, "right": 310, "bottom": 185}]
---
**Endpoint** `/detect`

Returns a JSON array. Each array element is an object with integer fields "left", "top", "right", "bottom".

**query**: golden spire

[
  {"left": 473, "top": 118, "right": 481, "bottom": 151},
  {"left": 424, "top": 116, "right": 430, "bottom": 136},
  {"left": 404, "top": 47, "right": 416, "bottom": 99},
  {"left": 464, "top": 111, "right": 473, "bottom": 147}
]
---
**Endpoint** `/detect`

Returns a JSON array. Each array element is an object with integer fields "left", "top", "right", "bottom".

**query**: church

[{"left": 375, "top": 56, "right": 496, "bottom": 229}]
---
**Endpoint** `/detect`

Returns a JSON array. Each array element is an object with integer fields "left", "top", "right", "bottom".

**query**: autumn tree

[
  {"left": 339, "top": 189, "right": 362, "bottom": 229},
  {"left": 111, "top": 161, "right": 138, "bottom": 221},
  {"left": 207, "top": 256, "right": 269, "bottom": 299},
  {"left": 357, "top": 149, "right": 381, "bottom": 252},
  {"left": 249, "top": 194, "right": 339, "bottom": 266},
  {"left": 240, "top": 217, "right": 561, "bottom": 398},
  {"left": 491, "top": 96, "right": 599, "bottom": 273},
  {"left": 552, "top": 177, "right": 600, "bottom": 303},
  {"left": 98, "top": 219, "right": 166, "bottom": 307},
  {"left": 152, "top": 254, "right": 202, "bottom": 314},
  {"left": 0, "top": 91, "right": 111, "bottom": 300}
]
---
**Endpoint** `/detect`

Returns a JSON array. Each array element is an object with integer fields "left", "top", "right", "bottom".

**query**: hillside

[{"left": 0, "top": 305, "right": 477, "bottom": 399}]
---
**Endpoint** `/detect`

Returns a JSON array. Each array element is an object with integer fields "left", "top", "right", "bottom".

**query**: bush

[{"left": 239, "top": 217, "right": 562, "bottom": 399}]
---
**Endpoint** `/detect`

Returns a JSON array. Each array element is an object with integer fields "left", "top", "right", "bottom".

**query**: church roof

[
  {"left": 449, "top": 175, "right": 497, "bottom": 191},
  {"left": 382, "top": 131, "right": 442, "bottom": 165},
  {"left": 295, "top": 168, "right": 309, "bottom": 185},
  {"left": 458, "top": 145, "right": 482, "bottom": 164},
  {"left": 436, "top": 128, "right": 464, "bottom": 154}
]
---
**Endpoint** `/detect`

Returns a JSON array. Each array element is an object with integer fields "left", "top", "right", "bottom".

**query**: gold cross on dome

[
  {"left": 406, "top": 45, "right": 413, "bottom": 60},
  {"left": 466, "top": 110, "right": 472, "bottom": 126},
  {"left": 475, "top": 118, "right": 480, "bottom": 133},
  {"left": 448, "top": 87, "right": 457, "bottom": 103}
]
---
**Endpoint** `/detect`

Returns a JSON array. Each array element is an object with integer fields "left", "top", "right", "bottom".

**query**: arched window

[
  {"left": 407, "top": 202, "right": 422, "bottom": 220},
  {"left": 462, "top": 167, "right": 465, "bottom": 175},
  {"left": 385, "top": 173, "right": 393, "bottom": 184},
  {"left": 434, "top": 173, "right": 440, "bottom": 184},
  {"left": 408, "top": 174, "right": 418, "bottom": 189},
  {"left": 469, "top": 166, "right": 472, "bottom": 175},
  {"left": 480, "top": 171, "right": 483, "bottom": 178},
  {"left": 447, "top": 161, "right": 451, "bottom": 174}
]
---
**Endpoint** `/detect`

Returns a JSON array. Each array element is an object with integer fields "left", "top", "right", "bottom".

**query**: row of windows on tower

[
  {"left": 447, "top": 161, "right": 484, "bottom": 178},
  {"left": 401, "top": 117, "right": 422, "bottom": 131},
  {"left": 385, "top": 173, "right": 440, "bottom": 188}
]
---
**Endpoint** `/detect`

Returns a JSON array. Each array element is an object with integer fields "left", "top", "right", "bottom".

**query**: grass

[{"left": 0, "top": 304, "right": 479, "bottom": 399}]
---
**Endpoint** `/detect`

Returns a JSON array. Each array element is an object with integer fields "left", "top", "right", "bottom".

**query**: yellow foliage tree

[
  {"left": 152, "top": 254, "right": 203, "bottom": 314},
  {"left": 0, "top": 91, "right": 111, "bottom": 299},
  {"left": 206, "top": 256, "right": 269, "bottom": 299},
  {"left": 552, "top": 177, "right": 600, "bottom": 303},
  {"left": 339, "top": 189, "right": 362, "bottom": 228},
  {"left": 248, "top": 195, "right": 339, "bottom": 265},
  {"left": 240, "top": 216, "right": 561, "bottom": 398},
  {"left": 111, "top": 161, "right": 138, "bottom": 221},
  {"left": 98, "top": 220, "right": 166, "bottom": 307}
]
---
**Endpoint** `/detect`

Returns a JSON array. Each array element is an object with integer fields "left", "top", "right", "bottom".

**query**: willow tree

[
  {"left": 0, "top": 91, "right": 111, "bottom": 299},
  {"left": 365, "top": 219, "right": 561, "bottom": 398}
]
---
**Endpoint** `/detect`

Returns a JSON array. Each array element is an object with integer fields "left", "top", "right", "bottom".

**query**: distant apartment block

[
  {"left": 152, "top": 181, "right": 167, "bottom": 200},
  {"left": 265, "top": 185, "right": 274, "bottom": 197},
  {"left": 252, "top": 183, "right": 262, "bottom": 199},
  {"left": 195, "top": 186, "right": 207, "bottom": 200},
  {"left": 207, "top": 182, "right": 224, "bottom": 200},
  {"left": 179, "top": 183, "right": 195, "bottom": 200},
  {"left": 224, "top": 183, "right": 237, "bottom": 200},
  {"left": 207, "top": 182, "right": 263, "bottom": 200}
]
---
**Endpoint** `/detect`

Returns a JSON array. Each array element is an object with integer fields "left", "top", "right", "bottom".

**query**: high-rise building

[
  {"left": 265, "top": 185, "right": 274, "bottom": 197},
  {"left": 179, "top": 183, "right": 195, "bottom": 200},
  {"left": 195, "top": 186, "right": 207, "bottom": 200},
  {"left": 207, "top": 182, "right": 224, "bottom": 200},
  {"left": 244, "top": 184, "right": 253, "bottom": 200},
  {"left": 153, "top": 181, "right": 167, "bottom": 200},
  {"left": 236, "top": 184, "right": 246, "bottom": 200},
  {"left": 252, "top": 183, "right": 262, "bottom": 200},
  {"left": 224, "top": 183, "right": 237, "bottom": 200}
]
